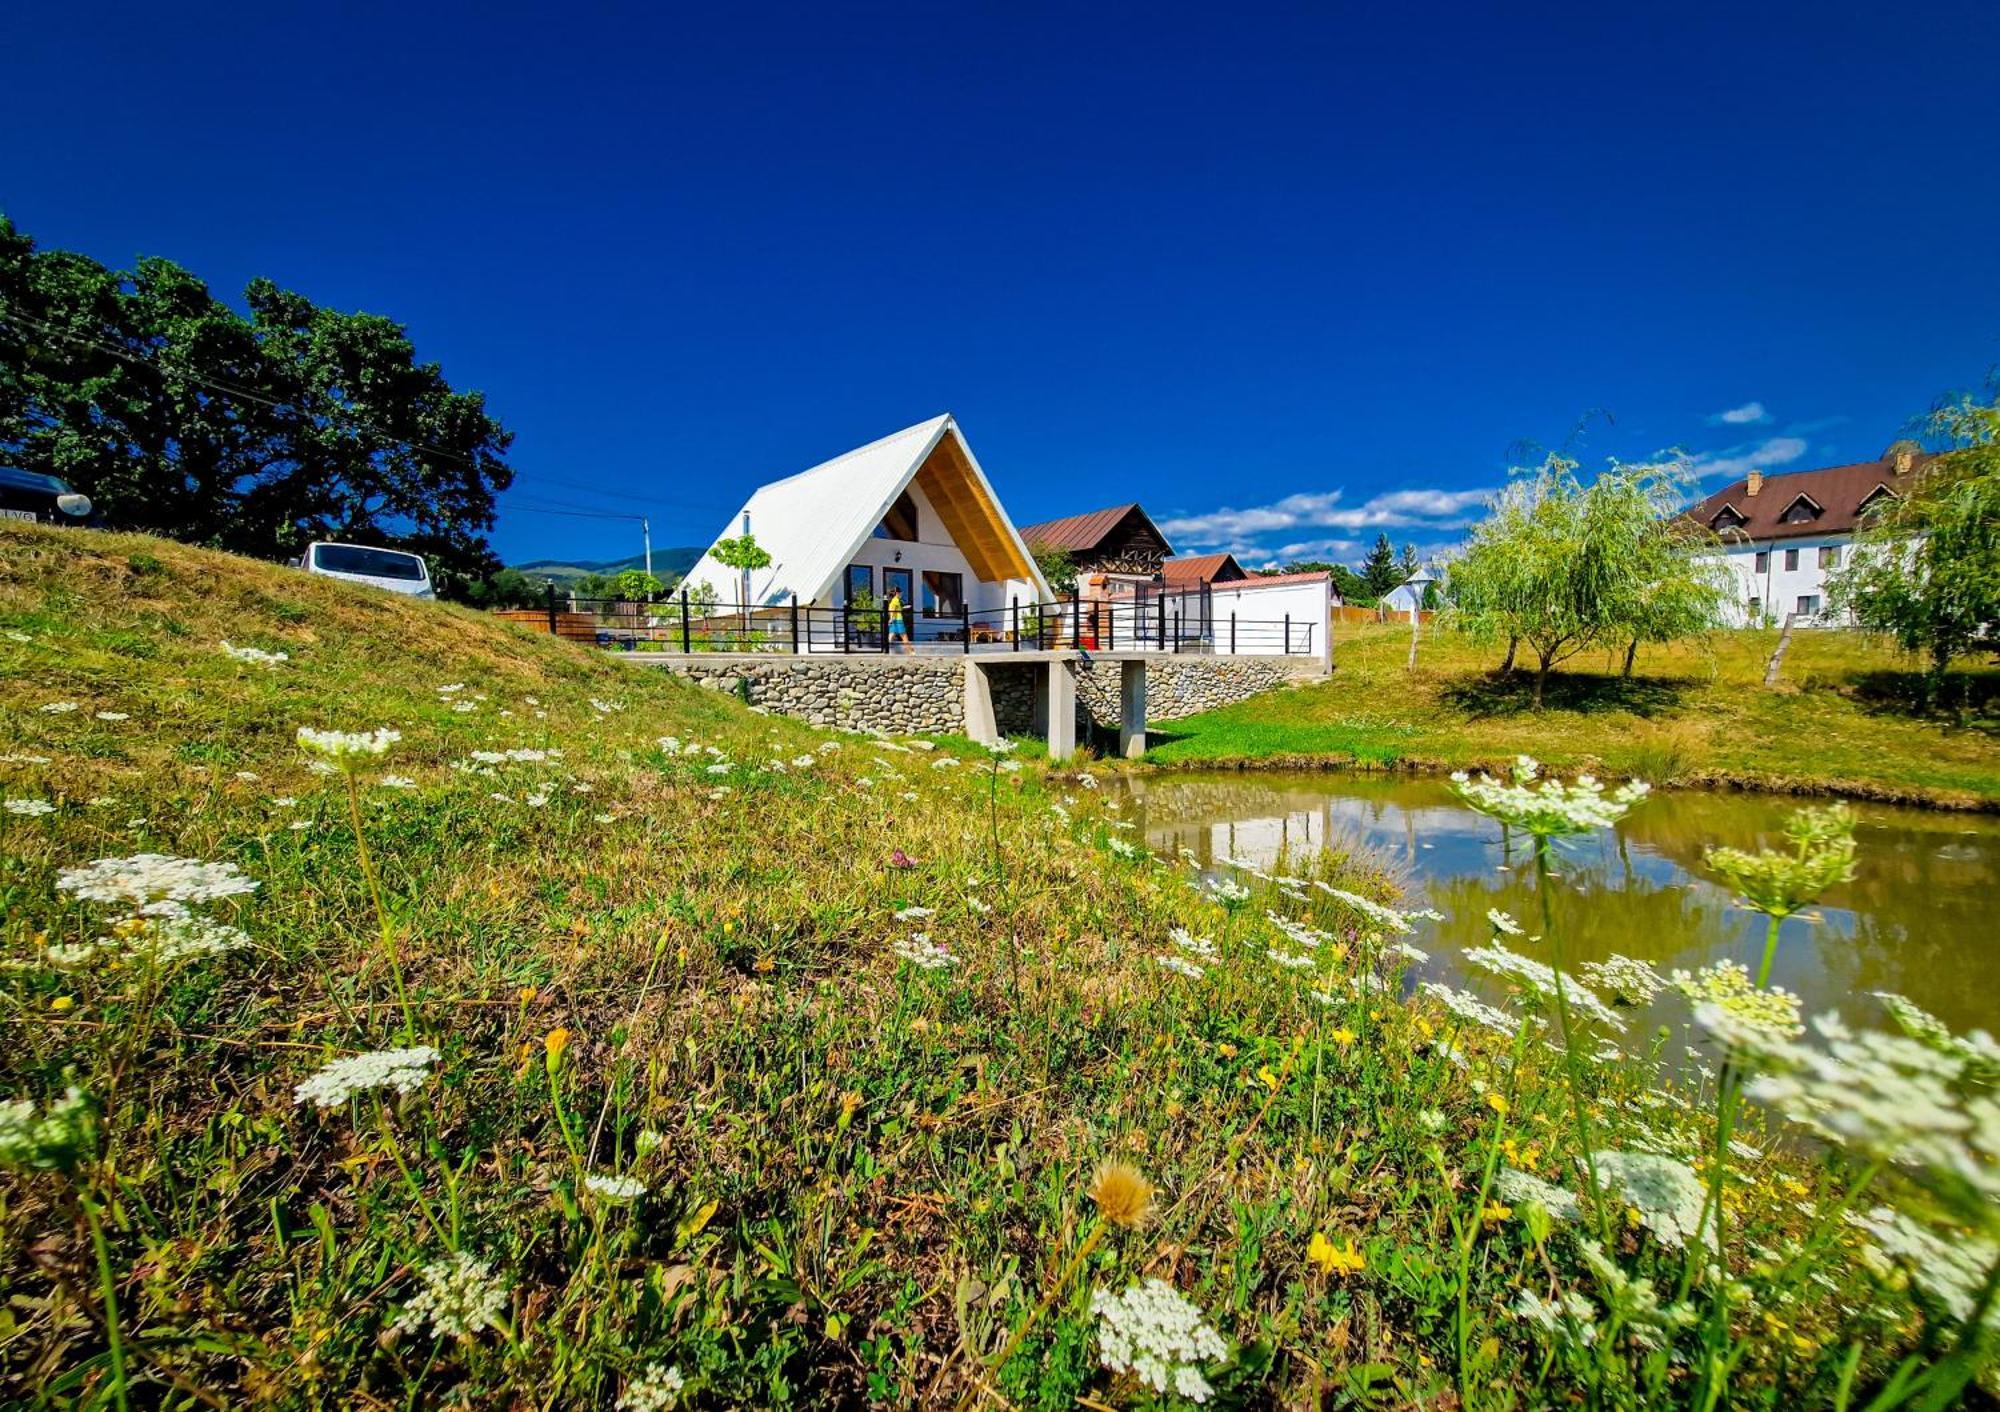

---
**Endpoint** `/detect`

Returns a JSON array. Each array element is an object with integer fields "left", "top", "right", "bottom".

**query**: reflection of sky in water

[{"left": 1123, "top": 772, "right": 2000, "bottom": 1037}]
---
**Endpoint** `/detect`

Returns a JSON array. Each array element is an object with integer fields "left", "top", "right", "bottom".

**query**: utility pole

[{"left": 642, "top": 517, "right": 652, "bottom": 583}]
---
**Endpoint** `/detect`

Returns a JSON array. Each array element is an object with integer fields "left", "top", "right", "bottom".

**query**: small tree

[
  {"left": 1032, "top": 545, "right": 1078, "bottom": 596},
  {"left": 609, "top": 568, "right": 664, "bottom": 601},
  {"left": 709, "top": 532, "right": 773, "bottom": 630},
  {"left": 1360, "top": 533, "right": 1400, "bottom": 599},
  {"left": 1827, "top": 390, "right": 2000, "bottom": 709}
]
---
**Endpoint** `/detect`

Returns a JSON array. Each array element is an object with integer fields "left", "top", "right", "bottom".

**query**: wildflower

[
  {"left": 293, "top": 1046, "right": 440, "bottom": 1108},
  {"left": 1496, "top": 1168, "right": 1582, "bottom": 1223},
  {"left": 1420, "top": 982, "right": 1523, "bottom": 1038},
  {"left": 1107, "top": 837, "right": 1143, "bottom": 860},
  {"left": 1330, "top": 1027, "right": 1357, "bottom": 1047},
  {"left": 1154, "top": 954, "right": 1205, "bottom": 979},
  {"left": 617, "top": 1364, "right": 686, "bottom": 1412},
  {"left": 635, "top": 1129, "right": 665, "bottom": 1156},
  {"left": 40, "top": 701, "right": 78, "bottom": 714},
  {"left": 1485, "top": 1091, "right": 1510, "bottom": 1117},
  {"left": 3, "top": 799, "right": 54, "bottom": 817},
  {"left": 93, "top": 710, "right": 128, "bottom": 721},
  {"left": 390, "top": 1252, "right": 510, "bottom": 1340},
  {"left": 1169, "top": 927, "right": 1217, "bottom": 960},
  {"left": 1581, "top": 955, "right": 1664, "bottom": 1005},
  {"left": 1481, "top": 1200, "right": 1513, "bottom": 1227},
  {"left": 1316, "top": 884, "right": 1417, "bottom": 934},
  {"left": 545, "top": 1028, "right": 572, "bottom": 1070},
  {"left": 296, "top": 726, "right": 400, "bottom": 766},
  {"left": 1591, "top": 1149, "right": 1711, "bottom": 1251},
  {"left": 1704, "top": 805, "right": 1856, "bottom": 918},
  {"left": 1091, "top": 1279, "right": 1227, "bottom": 1403},
  {"left": 1451, "top": 759, "right": 1649, "bottom": 835},
  {"left": 1205, "top": 878, "right": 1251, "bottom": 906},
  {"left": 1513, "top": 1287, "right": 1599, "bottom": 1343},
  {"left": 57, "top": 853, "right": 257, "bottom": 909},
  {"left": 220, "top": 641, "right": 289, "bottom": 667},
  {"left": 889, "top": 848, "right": 917, "bottom": 869},
  {"left": 1307, "top": 1231, "right": 1367, "bottom": 1276},
  {"left": 1266, "top": 948, "right": 1315, "bottom": 971},
  {"left": 121, "top": 913, "right": 251, "bottom": 965},
  {"left": 1418, "top": 1107, "right": 1448, "bottom": 1134},
  {"left": 584, "top": 1173, "right": 648, "bottom": 1202},
  {"left": 0, "top": 753, "right": 52, "bottom": 765},
  {"left": 380, "top": 774, "right": 416, "bottom": 790},
  {"left": 0, "top": 1087, "right": 95, "bottom": 1173},
  {"left": 1088, "top": 1161, "right": 1156, "bottom": 1229},
  {"left": 1674, "top": 961, "right": 1803, "bottom": 1043},
  {"left": 894, "top": 906, "right": 934, "bottom": 922},
  {"left": 1486, "top": 908, "right": 1524, "bottom": 936},
  {"left": 891, "top": 935, "right": 959, "bottom": 970},
  {"left": 1466, "top": 941, "right": 1626, "bottom": 1031}
]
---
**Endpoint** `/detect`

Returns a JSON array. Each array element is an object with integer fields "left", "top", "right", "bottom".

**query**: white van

[{"left": 297, "top": 542, "right": 435, "bottom": 599}]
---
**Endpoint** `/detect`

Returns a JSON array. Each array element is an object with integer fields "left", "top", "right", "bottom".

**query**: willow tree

[
  {"left": 1827, "top": 390, "right": 2000, "bottom": 708},
  {"left": 1447, "top": 455, "right": 1727, "bottom": 706}
]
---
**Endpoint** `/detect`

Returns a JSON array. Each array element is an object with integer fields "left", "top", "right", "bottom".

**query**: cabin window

[
  {"left": 1819, "top": 545, "right": 1841, "bottom": 570},
  {"left": 1781, "top": 497, "right": 1820, "bottom": 524},
  {"left": 1712, "top": 507, "right": 1745, "bottom": 530},
  {"left": 873, "top": 490, "right": 919, "bottom": 542},
  {"left": 1784, "top": 548, "right": 1799, "bottom": 571},
  {"left": 844, "top": 564, "right": 873, "bottom": 604},
  {"left": 1754, "top": 550, "right": 1769, "bottom": 572},
  {"left": 920, "top": 570, "right": 963, "bottom": 618}
]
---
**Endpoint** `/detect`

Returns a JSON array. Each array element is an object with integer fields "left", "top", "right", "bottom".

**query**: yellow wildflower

[
  {"left": 1330, "top": 1027, "right": 1357, "bottom": 1048},
  {"left": 1481, "top": 1201, "right": 1512, "bottom": 1227},
  {"left": 1307, "top": 1232, "right": 1367, "bottom": 1276},
  {"left": 1485, "top": 1091, "right": 1509, "bottom": 1117},
  {"left": 544, "top": 1027, "right": 572, "bottom": 1071},
  {"left": 1256, "top": 1065, "right": 1280, "bottom": 1092},
  {"left": 1088, "top": 1161, "right": 1156, "bottom": 1229}
]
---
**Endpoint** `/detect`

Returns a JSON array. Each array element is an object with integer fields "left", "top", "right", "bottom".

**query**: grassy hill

[
  {"left": 1146, "top": 622, "right": 2000, "bottom": 809},
  {"left": 0, "top": 522, "right": 1990, "bottom": 1408},
  {"left": 513, "top": 548, "right": 704, "bottom": 587}
]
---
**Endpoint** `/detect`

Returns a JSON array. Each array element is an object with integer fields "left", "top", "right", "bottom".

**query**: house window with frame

[
  {"left": 1754, "top": 550, "right": 1769, "bottom": 572},
  {"left": 1818, "top": 545, "right": 1841, "bottom": 570},
  {"left": 1783, "top": 547, "right": 1799, "bottom": 571},
  {"left": 872, "top": 490, "right": 919, "bottom": 542},
  {"left": 920, "top": 570, "right": 963, "bottom": 618},
  {"left": 1796, "top": 594, "right": 1820, "bottom": 617},
  {"left": 844, "top": 564, "right": 873, "bottom": 605}
]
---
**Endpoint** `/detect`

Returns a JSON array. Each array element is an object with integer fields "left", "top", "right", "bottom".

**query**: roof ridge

[{"left": 754, "top": 414, "right": 952, "bottom": 493}]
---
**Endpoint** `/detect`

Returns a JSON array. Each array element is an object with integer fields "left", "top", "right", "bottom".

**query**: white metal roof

[{"left": 680, "top": 415, "right": 1050, "bottom": 606}]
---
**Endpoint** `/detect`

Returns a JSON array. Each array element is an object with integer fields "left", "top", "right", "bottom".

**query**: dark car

[{"left": 0, "top": 467, "right": 98, "bottom": 527}]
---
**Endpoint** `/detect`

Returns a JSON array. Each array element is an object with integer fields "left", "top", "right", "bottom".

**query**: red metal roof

[
  {"left": 1685, "top": 453, "right": 1932, "bottom": 543},
  {"left": 1161, "top": 552, "right": 1246, "bottom": 583},
  {"left": 1017, "top": 504, "right": 1159, "bottom": 554},
  {"left": 1226, "top": 570, "right": 1333, "bottom": 589}
]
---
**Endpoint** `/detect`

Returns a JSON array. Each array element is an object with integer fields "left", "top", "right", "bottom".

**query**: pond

[{"left": 1113, "top": 770, "right": 2000, "bottom": 1038}]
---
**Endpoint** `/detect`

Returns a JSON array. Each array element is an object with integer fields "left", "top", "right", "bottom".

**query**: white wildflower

[
  {"left": 617, "top": 1363, "right": 686, "bottom": 1412},
  {"left": 1592, "top": 1149, "right": 1711, "bottom": 1251},
  {"left": 57, "top": 853, "right": 257, "bottom": 908},
  {"left": 1451, "top": 759, "right": 1649, "bottom": 835},
  {"left": 0, "top": 753, "right": 52, "bottom": 765},
  {"left": 94, "top": 711, "right": 128, "bottom": 721},
  {"left": 1169, "top": 927, "right": 1217, "bottom": 960},
  {"left": 1091, "top": 1278, "right": 1227, "bottom": 1403},
  {"left": 1315, "top": 883, "right": 1416, "bottom": 935},
  {"left": 1513, "top": 1287, "right": 1599, "bottom": 1344},
  {"left": 293, "top": 1046, "right": 441, "bottom": 1108},
  {"left": 584, "top": 1173, "right": 648, "bottom": 1202},
  {"left": 41, "top": 701, "right": 78, "bottom": 714},
  {"left": 891, "top": 935, "right": 960, "bottom": 970},
  {"left": 1108, "top": 838, "right": 1143, "bottom": 860},
  {"left": 390, "top": 1252, "right": 510, "bottom": 1340},
  {"left": 296, "top": 727, "right": 400, "bottom": 765},
  {"left": 894, "top": 906, "right": 934, "bottom": 922},
  {"left": 1675, "top": 961, "right": 1803, "bottom": 1042},
  {"left": 1465, "top": 942, "right": 1626, "bottom": 1031},
  {"left": 1155, "top": 954, "right": 1205, "bottom": 979},
  {"left": 1498, "top": 1168, "right": 1582, "bottom": 1223},
  {"left": 380, "top": 775, "right": 417, "bottom": 790},
  {"left": 1420, "top": 983, "right": 1524, "bottom": 1037},
  {"left": 1486, "top": 908, "right": 1524, "bottom": 937},
  {"left": 1205, "top": 878, "right": 1251, "bottom": 906},
  {"left": 4, "top": 799, "right": 54, "bottom": 817},
  {"left": 1582, "top": 955, "right": 1665, "bottom": 1005},
  {"left": 220, "top": 641, "right": 289, "bottom": 667}
]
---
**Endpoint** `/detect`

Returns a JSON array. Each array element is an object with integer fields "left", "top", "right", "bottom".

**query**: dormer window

[
  {"left": 1780, "top": 493, "right": 1823, "bottom": 525},
  {"left": 1856, "top": 484, "right": 1897, "bottom": 517},
  {"left": 1711, "top": 506, "right": 1746, "bottom": 531}
]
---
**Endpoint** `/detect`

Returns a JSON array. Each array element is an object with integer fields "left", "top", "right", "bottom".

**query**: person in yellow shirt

[{"left": 885, "top": 585, "right": 910, "bottom": 652}]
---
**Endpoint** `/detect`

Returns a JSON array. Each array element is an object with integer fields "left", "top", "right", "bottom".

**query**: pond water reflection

[{"left": 1115, "top": 771, "right": 2000, "bottom": 1036}]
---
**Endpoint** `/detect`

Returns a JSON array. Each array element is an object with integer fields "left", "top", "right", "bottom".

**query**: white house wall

[
  {"left": 1716, "top": 536, "right": 1853, "bottom": 626},
  {"left": 836, "top": 476, "right": 1036, "bottom": 622}
]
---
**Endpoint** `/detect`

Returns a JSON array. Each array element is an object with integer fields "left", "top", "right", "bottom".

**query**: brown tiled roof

[
  {"left": 1017, "top": 504, "right": 1161, "bottom": 554},
  {"left": 1685, "top": 453, "right": 1932, "bottom": 543},
  {"left": 1161, "top": 552, "right": 1246, "bottom": 583}
]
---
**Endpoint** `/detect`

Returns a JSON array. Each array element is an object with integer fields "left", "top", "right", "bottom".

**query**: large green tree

[
  {"left": 1827, "top": 390, "right": 2000, "bottom": 707},
  {"left": 1447, "top": 454, "right": 1728, "bottom": 706},
  {"left": 0, "top": 215, "right": 514, "bottom": 592},
  {"left": 1360, "top": 532, "right": 1400, "bottom": 598}
]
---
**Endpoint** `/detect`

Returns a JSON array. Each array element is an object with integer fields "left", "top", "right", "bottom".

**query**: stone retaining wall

[
  {"left": 650, "top": 658, "right": 965, "bottom": 735},
  {"left": 641, "top": 654, "right": 1321, "bottom": 740}
]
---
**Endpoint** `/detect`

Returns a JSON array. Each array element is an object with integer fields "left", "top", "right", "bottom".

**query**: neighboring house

[
  {"left": 1686, "top": 446, "right": 1931, "bottom": 626},
  {"left": 1160, "top": 552, "right": 1248, "bottom": 586},
  {"left": 1380, "top": 574, "right": 1430, "bottom": 614},
  {"left": 1017, "top": 503, "right": 1176, "bottom": 581},
  {"left": 680, "top": 415, "right": 1049, "bottom": 645}
]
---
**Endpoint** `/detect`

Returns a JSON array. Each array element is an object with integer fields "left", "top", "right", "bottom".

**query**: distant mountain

[{"left": 511, "top": 548, "right": 704, "bottom": 586}]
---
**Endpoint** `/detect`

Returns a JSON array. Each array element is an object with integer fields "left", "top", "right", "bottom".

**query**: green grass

[
  {"left": 1143, "top": 623, "right": 2000, "bottom": 807},
  {"left": 0, "top": 522, "right": 1993, "bottom": 1408}
]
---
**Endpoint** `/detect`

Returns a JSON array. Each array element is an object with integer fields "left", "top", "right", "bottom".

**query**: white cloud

[
  {"left": 1707, "top": 401, "right": 1771, "bottom": 426},
  {"left": 1687, "top": 435, "right": 1808, "bottom": 481},
  {"left": 1160, "top": 486, "right": 1494, "bottom": 548}
]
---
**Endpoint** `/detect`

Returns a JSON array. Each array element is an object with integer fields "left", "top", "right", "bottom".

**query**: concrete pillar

[
  {"left": 1118, "top": 658, "right": 1147, "bottom": 759},
  {"left": 1045, "top": 658, "right": 1077, "bottom": 760},
  {"left": 962, "top": 661, "right": 999, "bottom": 747},
  {"left": 1031, "top": 664, "right": 1049, "bottom": 735}
]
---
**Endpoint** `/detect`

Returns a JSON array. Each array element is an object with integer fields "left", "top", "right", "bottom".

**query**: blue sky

[{"left": 4, "top": 2, "right": 1997, "bottom": 568}]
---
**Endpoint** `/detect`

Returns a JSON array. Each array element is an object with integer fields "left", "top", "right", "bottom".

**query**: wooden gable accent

[{"left": 912, "top": 434, "right": 1036, "bottom": 585}]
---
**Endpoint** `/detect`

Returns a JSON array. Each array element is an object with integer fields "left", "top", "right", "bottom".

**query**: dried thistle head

[{"left": 1089, "top": 1161, "right": 1156, "bottom": 1230}]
